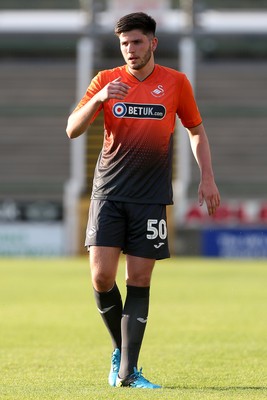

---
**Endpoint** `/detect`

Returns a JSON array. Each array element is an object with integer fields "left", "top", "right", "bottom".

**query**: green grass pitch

[{"left": 0, "top": 257, "right": 267, "bottom": 400}]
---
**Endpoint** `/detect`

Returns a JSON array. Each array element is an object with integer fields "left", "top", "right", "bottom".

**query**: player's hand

[
  {"left": 198, "top": 179, "right": 220, "bottom": 216},
  {"left": 97, "top": 77, "right": 131, "bottom": 102}
]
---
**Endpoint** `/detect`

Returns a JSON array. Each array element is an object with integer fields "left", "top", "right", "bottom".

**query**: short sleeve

[
  {"left": 72, "top": 72, "right": 104, "bottom": 122},
  {"left": 177, "top": 75, "right": 202, "bottom": 128}
]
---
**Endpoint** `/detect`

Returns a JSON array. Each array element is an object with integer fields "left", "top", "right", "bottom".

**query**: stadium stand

[
  {"left": 0, "top": 60, "right": 75, "bottom": 201},
  {"left": 2, "top": 57, "right": 266, "bottom": 202},
  {"left": 194, "top": 60, "right": 267, "bottom": 199}
]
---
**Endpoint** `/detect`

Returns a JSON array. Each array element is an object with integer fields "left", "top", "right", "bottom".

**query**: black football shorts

[{"left": 85, "top": 199, "right": 170, "bottom": 260}]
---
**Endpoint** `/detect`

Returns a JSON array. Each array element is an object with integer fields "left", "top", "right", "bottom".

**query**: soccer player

[{"left": 66, "top": 12, "right": 220, "bottom": 389}]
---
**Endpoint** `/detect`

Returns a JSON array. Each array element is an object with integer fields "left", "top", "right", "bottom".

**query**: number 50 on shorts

[{"left": 146, "top": 219, "right": 167, "bottom": 240}]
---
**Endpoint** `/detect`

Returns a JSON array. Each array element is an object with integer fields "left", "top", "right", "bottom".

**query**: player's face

[{"left": 119, "top": 30, "right": 157, "bottom": 73}]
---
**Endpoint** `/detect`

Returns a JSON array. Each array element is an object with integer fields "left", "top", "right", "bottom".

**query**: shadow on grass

[{"left": 164, "top": 386, "right": 267, "bottom": 391}]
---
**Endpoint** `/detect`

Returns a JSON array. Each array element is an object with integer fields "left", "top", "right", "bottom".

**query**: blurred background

[{"left": 0, "top": 0, "right": 267, "bottom": 258}]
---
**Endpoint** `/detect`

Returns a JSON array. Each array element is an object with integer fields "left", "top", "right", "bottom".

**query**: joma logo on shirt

[{"left": 113, "top": 102, "right": 166, "bottom": 120}]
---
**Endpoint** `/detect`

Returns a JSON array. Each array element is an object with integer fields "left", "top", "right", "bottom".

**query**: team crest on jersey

[
  {"left": 113, "top": 102, "right": 166, "bottom": 120},
  {"left": 151, "top": 85, "right": 165, "bottom": 98}
]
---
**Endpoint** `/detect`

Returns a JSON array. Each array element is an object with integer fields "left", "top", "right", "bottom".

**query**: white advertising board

[{"left": 0, "top": 223, "right": 64, "bottom": 256}]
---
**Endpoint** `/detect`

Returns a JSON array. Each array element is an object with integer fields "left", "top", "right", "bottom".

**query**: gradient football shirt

[{"left": 74, "top": 64, "right": 202, "bottom": 204}]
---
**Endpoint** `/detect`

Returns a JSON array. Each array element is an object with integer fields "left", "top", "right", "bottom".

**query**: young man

[{"left": 66, "top": 12, "right": 220, "bottom": 389}]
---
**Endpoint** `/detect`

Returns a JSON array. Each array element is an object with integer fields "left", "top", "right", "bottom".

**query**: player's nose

[{"left": 127, "top": 43, "right": 135, "bottom": 53}]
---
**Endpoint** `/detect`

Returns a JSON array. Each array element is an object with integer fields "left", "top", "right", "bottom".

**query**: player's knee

[
  {"left": 126, "top": 273, "right": 152, "bottom": 287},
  {"left": 92, "top": 271, "right": 115, "bottom": 292}
]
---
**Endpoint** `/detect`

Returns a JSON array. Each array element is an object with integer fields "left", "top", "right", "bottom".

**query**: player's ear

[{"left": 151, "top": 37, "right": 158, "bottom": 52}]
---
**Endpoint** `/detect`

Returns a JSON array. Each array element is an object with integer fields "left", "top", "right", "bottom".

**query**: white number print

[{"left": 146, "top": 219, "right": 167, "bottom": 240}]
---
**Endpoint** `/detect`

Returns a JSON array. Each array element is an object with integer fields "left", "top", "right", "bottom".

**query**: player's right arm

[{"left": 66, "top": 77, "right": 130, "bottom": 139}]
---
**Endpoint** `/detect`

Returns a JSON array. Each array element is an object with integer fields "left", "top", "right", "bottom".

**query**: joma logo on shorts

[{"left": 113, "top": 102, "right": 166, "bottom": 120}]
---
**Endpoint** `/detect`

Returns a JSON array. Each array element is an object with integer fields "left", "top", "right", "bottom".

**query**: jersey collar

[{"left": 124, "top": 64, "right": 157, "bottom": 83}]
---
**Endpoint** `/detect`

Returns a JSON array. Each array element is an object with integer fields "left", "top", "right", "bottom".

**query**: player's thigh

[
  {"left": 90, "top": 246, "right": 121, "bottom": 291},
  {"left": 126, "top": 254, "right": 155, "bottom": 287}
]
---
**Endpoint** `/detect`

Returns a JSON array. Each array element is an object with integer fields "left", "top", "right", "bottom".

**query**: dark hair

[{"left": 114, "top": 12, "right": 156, "bottom": 36}]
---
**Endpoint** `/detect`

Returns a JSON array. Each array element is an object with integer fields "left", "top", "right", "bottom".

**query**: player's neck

[{"left": 127, "top": 60, "right": 155, "bottom": 81}]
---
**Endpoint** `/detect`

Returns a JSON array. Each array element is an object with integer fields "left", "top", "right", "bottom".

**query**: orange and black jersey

[{"left": 74, "top": 64, "right": 202, "bottom": 204}]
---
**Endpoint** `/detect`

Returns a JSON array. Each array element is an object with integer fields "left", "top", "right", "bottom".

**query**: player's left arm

[{"left": 186, "top": 123, "right": 220, "bottom": 216}]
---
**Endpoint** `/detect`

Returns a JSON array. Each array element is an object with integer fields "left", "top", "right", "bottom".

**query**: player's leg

[
  {"left": 116, "top": 203, "right": 168, "bottom": 388},
  {"left": 86, "top": 199, "right": 125, "bottom": 349},
  {"left": 85, "top": 200, "right": 126, "bottom": 386},
  {"left": 90, "top": 246, "right": 122, "bottom": 350},
  {"left": 117, "top": 256, "right": 160, "bottom": 388},
  {"left": 90, "top": 246, "right": 123, "bottom": 386},
  {"left": 119, "top": 255, "right": 155, "bottom": 375},
  {"left": 90, "top": 245, "right": 121, "bottom": 292},
  {"left": 90, "top": 245, "right": 122, "bottom": 349}
]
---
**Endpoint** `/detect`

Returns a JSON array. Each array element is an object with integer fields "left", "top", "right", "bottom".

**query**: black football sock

[
  {"left": 119, "top": 285, "right": 150, "bottom": 379},
  {"left": 94, "top": 283, "right": 122, "bottom": 350}
]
